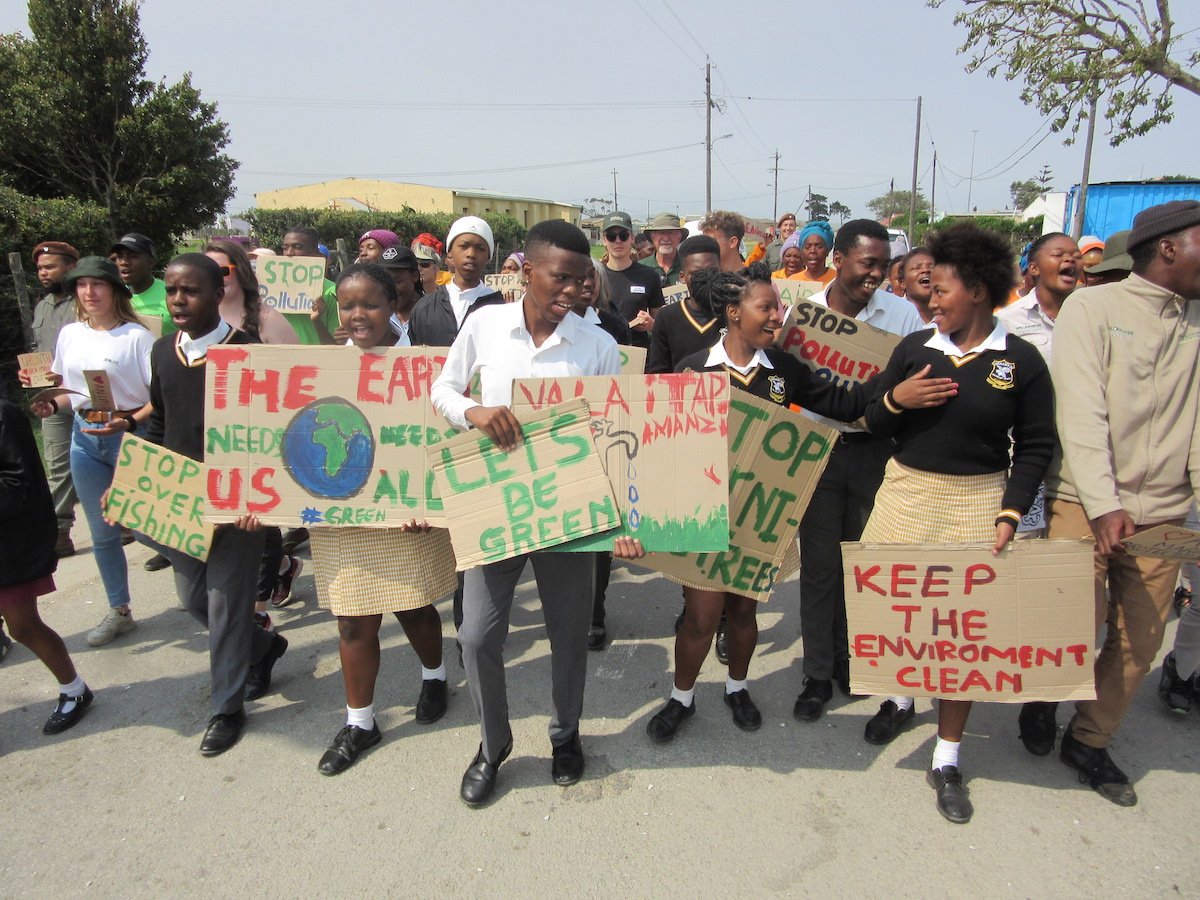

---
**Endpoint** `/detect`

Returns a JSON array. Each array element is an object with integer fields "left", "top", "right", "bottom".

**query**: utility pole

[
  {"left": 930, "top": 150, "right": 937, "bottom": 225},
  {"left": 705, "top": 57, "right": 713, "bottom": 215},
  {"left": 1071, "top": 98, "right": 1098, "bottom": 241},
  {"left": 966, "top": 129, "right": 979, "bottom": 211},
  {"left": 907, "top": 96, "right": 922, "bottom": 246},
  {"left": 771, "top": 150, "right": 780, "bottom": 222},
  {"left": 612, "top": 169, "right": 618, "bottom": 211}
]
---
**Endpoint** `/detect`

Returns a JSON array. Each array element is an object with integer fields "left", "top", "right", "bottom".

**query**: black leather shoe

[
  {"left": 461, "top": 736, "right": 513, "bottom": 807},
  {"left": 724, "top": 689, "right": 762, "bottom": 731},
  {"left": 927, "top": 766, "right": 973, "bottom": 824},
  {"left": 647, "top": 698, "right": 695, "bottom": 743},
  {"left": 244, "top": 632, "right": 288, "bottom": 701},
  {"left": 1060, "top": 730, "right": 1137, "bottom": 806},
  {"left": 42, "top": 686, "right": 94, "bottom": 735},
  {"left": 587, "top": 624, "right": 607, "bottom": 651},
  {"left": 793, "top": 678, "right": 833, "bottom": 722},
  {"left": 864, "top": 699, "right": 915, "bottom": 745},
  {"left": 200, "top": 708, "right": 246, "bottom": 756},
  {"left": 714, "top": 617, "right": 729, "bottom": 665},
  {"left": 144, "top": 552, "right": 171, "bottom": 572},
  {"left": 1159, "top": 652, "right": 1193, "bottom": 713},
  {"left": 551, "top": 732, "right": 585, "bottom": 786},
  {"left": 318, "top": 724, "right": 382, "bottom": 775},
  {"left": 1017, "top": 701, "right": 1059, "bottom": 755},
  {"left": 414, "top": 678, "right": 448, "bottom": 724}
]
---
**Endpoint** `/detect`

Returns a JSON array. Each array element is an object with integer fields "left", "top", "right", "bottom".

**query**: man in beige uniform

[{"left": 1044, "top": 200, "right": 1200, "bottom": 806}]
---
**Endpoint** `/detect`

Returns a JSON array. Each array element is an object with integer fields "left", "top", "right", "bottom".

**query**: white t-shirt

[{"left": 51, "top": 321, "right": 154, "bottom": 410}]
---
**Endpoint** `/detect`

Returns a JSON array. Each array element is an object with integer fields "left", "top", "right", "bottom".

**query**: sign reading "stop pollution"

[
  {"left": 775, "top": 300, "right": 899, "bottom": 389},
  {"left": 257, "top": 255, "right": 327, "bottom": 313}
]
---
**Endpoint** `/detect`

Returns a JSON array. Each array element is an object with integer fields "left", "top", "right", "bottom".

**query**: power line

[
  {"left": 629, "top": 0, "right": 704, "bottom": 68},
  {"left": 218, "top": 94, "right": 702, "bottom": 112},
  {"left": 659, "top": 0, "right": 708, "bottom": 59},
  {"left": 730, "top": 95, "right": 918, "bottom": 103}
]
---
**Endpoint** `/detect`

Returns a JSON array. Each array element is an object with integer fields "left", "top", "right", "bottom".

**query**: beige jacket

[{"left": 1045, "top": 274, "right": 1200, "bottom": 524}]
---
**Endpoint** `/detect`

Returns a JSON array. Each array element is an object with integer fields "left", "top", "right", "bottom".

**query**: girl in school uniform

[
  {"left": 859, "top": 222, "right": 1056, "bottom": 824},
  {"left": 311, "top": 263, "right": 457, "bottom": 776},
  {"left": 645, "top": 264, "right": 955, "bottom": 742}
]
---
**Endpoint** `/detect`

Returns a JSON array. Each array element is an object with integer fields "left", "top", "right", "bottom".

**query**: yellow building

[{"left": 254, "top": 178, "right": 581, "bottom": 228}]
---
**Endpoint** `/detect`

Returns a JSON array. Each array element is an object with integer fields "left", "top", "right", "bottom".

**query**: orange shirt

[{"left": 772, "top": 267, "right": 835, "bottom": 285}]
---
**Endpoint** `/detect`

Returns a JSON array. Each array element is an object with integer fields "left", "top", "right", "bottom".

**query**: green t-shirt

[
  {"left": 131, "top": 278, "right": 177, "bottom": 336},
  {"left": 283, "top": 278, "right": 339, "bottom": 345}
]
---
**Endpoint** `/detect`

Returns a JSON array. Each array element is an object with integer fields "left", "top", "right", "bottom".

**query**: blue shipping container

[{"left": 1065, "top": 181, "right": 1200, "bottom": 240}]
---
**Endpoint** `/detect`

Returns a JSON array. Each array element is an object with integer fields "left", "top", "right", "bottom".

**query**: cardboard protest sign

[
  {"left": 842, "top": 540, "right": 1096, "bottom": 702},
  {"left": 640, "top": 393, "right": 835, "bottom": 600},
  {"left": 203, "top": 344, "right": 452, "bottom": 527},
  {"left": 483, "top": 273, "right": 523, "bottom": 300},
  {"left": 772, "top": 279, "right": 826, "bottom": 307},
  {"left": 136, "top": 314, "right": 163, "bottom": 338},
  {"left": 662, "top": 284, "right": 690, "bottom": 306},
  {"left": 775, "top": 299, "right": 899, "bottom": 389},
  {"left": 620, "top": 345, "right": 647, "bottom": 375},
  {"left": 512, "top": 374, "right": 730, "bottom": 552},
  {"left": 1122, "top": 525, "right": 1200, "bottom": 561},
  {"left": 256, "top": 255, "right": 327, "bottom": 313},
  {"left": 81, "top": 370, "right": 115, "bottom": 410},
  {"left": 427, "top": 398, "right": 619, "bottom": 569},
  {"left": 17, "top": 352, "right": 54, "bottom": 388},
  {"left": 105, "top": 435, "right": 213, "bottom": 560}
]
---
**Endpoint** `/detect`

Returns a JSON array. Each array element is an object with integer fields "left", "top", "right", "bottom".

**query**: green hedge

[
  {"left": 0, "top": 185, "right": 120, "bottom": 270},
  {"left": 243, "top": 208, "right": 527, "bottom": 270}
]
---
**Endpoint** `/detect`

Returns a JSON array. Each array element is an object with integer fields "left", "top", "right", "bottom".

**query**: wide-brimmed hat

[
  {"left": 643, "top": 213, "right": 687, "bottom": 234},
  {"left": 62, "top": 256, "right": 131, "bottom": 298},
  {"left": 1086, "top": 230, "right": 1134, "bottom": 275}
]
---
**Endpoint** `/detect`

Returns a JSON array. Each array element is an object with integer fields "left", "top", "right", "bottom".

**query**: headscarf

[
  {"left": 359, "top": 229, "right": 401, "bottom": 250},
  {"left": 505, "top": 252, "right": 525, "bottom": 269},
  {"left": 797, "top": 220, "right": 835, "bottom": 251},
  {"left": 780, "top": 232, "right": 803, "bottom": 258},
  {"left": 1019, "top": 241, "right": 1034, "bottom": 274}
]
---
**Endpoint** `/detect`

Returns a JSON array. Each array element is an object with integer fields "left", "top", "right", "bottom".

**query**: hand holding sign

[
  {"left": 17, "top": 352, "right": 55, "bottom": 388},
  {"left": 465, "top": 405, "right": 523, "bottom": 452}
]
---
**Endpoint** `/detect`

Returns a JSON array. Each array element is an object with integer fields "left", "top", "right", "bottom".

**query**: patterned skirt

[
  {"left": 310, "top": 527, "right": 458, "bottom": 616},
  {"left": 860, "top": 459, "right": 1006, "bottom": 544}
]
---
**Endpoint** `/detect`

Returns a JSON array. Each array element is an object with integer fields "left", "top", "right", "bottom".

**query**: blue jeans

[{"left": 71, "top": 416, "right": 131, "bottom": 609}]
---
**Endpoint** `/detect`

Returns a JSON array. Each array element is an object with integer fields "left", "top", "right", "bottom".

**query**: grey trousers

[
  {"left": 168, "top": 527, "right": 270, "bottom": 716},
  {"left": 41, "top": 405, "right": 76, "bottom": 532},
  {"left": 798, "top": 437, "right": 892, "bottom": 681},
  {"left": 459, "top": 551, "right": 596, "bottom": 763}
]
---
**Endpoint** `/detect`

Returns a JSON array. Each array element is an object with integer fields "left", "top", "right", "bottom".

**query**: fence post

[{"left": 8, "top": 252, "right": 35, "bottom": 352}]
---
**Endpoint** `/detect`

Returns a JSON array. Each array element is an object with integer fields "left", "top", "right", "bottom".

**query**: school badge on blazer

[
  {"left": 986, "top": 359, "right": 1016, "bottom": 390},
  {"left": 768, "top": 375, "right": 786, "bottom": 404}
]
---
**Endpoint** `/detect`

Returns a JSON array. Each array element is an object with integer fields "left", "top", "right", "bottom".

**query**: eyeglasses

[
  {"left": 605, "top": 230, "right": 631, "bottom": 242},
  {"left": 417, "top": 260, "right": 435, "bottom": 269},
  {"left": 219, "top": 265, "right": 237, "bottom": 277}
]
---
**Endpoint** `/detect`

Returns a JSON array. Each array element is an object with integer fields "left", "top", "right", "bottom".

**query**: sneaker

[
  {"left": 43, "top": 686, "right": 94, "bottom": 735},
  {"left": 87, "top": 609, "right": 137, "bottom": 647},
  {"left": 271, "top": 556, "right": 304, "bottom": 609},
  {"left": 1059, "top": 730, "right": 1137, "bottom": 806},
  {"left": 54, "top": 531, "right": 75, "bottom": 558},
  {"left": 254, "top": 611, "right": 273, "bottom": 633},
  {"left": 281, "top": 528, "right": 310, "bottom": 554},
  {"left": 1158, "top": 652, "right": 1192, "bottom": 713}
]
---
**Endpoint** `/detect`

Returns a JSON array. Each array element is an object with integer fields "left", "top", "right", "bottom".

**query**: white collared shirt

[
  {"left": 178, "top": 319, "right": 231, "bottom": 364},
  {"left": 446, "top": 281, "right": 496, "bottom": 329},
  {"left": 923, "top": 318, "right": 1009, "bottom": 357},
  {"left": 389, "top": 314, "right": 411, "bottom": 347},
  {"left": 431, "top": 302, "right": 621, "bottom": 429},
  {"left": 705, "top": 338, "right": 774, "bottom": 376},
  {"left": 995, "top": 290, "right": 1054, "bottom": 362}
]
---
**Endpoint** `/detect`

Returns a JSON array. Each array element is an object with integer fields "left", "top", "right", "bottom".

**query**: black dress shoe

[
  {"left": 724, "top": 689, "right": 762, "bottom": 731},
  {"left": 1159, "top": 652, "right": 1193, "bottom": 713},
  {"left": 551, "top": 732, "right": 585, "bottom": 786},
  {"left": 646, "top": 698, "right": 695, "bottom": 743},
  {"left": 714, "top": 616, "right": 729, "bottom": 665},
  {"left": 927, "top": 766, "right": 973, "bottom": 824},
  {"left": 460, "top": 736, "right": 513, "bottom": 807},
  {"left": 245, "top": 632, "right": 288, "bottom": 701},
  {"left": 587, "top": 624, "right": 607, "bottom": 651},
  {"left": 1017, "top": 701, "right": 1059, "bottom": 755},
  {"left": 1060, "top": 730, "right": 1137, "bottom": 806},
  {"left": 42, "top": 687, "right": 94, "bottom": 735},
  {"left": 144, "top": 552, "right": 171, "bottom": 572},
  {"left": 793, "top": 678, "right": 833, "bottom": 722},
  {"left": 864, "top": 699, "right": 915, "bottom": 745},
  {"left": 318, "top": 724, "right": 382, "bottom": 775},
  {"left": 414, "top": 678, "right": 448, "bottom": 724},
  {"left": 200, "top": 709, "right": 247, "bottom": 756}
]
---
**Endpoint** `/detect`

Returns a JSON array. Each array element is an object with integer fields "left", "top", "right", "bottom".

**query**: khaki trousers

[{"left": 1046, "top": 499, "right": 1181, "bottom": 748}]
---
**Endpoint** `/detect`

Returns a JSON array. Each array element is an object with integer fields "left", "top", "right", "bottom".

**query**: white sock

[
  {"left": 889, "top": 696, "right": 914, "bottom": 712},
  {"left": 670, "top": 686, "right": 694, "bottom": 707},
  {"left": 932, "top": 737, "right": 960, "bottom": 770},
  {"left": 421, "top": 663, "right": 446, "bottom": 682},
  {"left": 725, "top": 676, "right": 747, "bottom": 695},
  {"left": 346, "top": 704, "right": 375, "bottom": 730},
  {"left": 56, "top": 676, "right": 86, "bottom": 713},
  {"left": 278, "top": 555, "right": 291, "bottom": 575}
]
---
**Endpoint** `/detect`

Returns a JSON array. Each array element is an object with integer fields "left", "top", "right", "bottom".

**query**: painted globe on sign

[{"left": 282, "top": 398, "right": 375, "bottom": 499}]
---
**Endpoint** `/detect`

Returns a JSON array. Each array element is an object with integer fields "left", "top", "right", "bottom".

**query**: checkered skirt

[
  {"left": 860, "top": 458, "right": 1006, "bottom": 544},
  {"left": 310, "top": 527, "right": 458, "bottom": 616}
]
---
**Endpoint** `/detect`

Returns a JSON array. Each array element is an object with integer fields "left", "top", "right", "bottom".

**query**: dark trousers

[
  {"left": 458, "top": 551, "right": 595, "bottom": 762},
  {"left": 592, "top": 552, "right": 613, "bottom": 627},
  {"left": 256, "top": 526, "right": 283, "bottom": 604},
  {"left": 798, "top": 437, "right": 892, "bottom": 682},
  {"left": 168, "top": 527, "right": 270, "bottom": 716}
]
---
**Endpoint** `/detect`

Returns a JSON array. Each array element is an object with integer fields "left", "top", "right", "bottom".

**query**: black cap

[
  {"left": 378, "top": 246, "right": 419, "bottom": 270},
  {"left": 109, "top": 233, "right": 157, "bottom": 259}
]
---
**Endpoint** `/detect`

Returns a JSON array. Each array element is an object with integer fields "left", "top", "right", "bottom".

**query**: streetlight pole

[
  {"left": 705, "top": 57, "right": 713, "bottom": 214},
  {"left": 612, "top": 168, "right": 618, "bottom": 211},
  {"left": 771, "top": 150, "right": 780, "bottom": 222}
]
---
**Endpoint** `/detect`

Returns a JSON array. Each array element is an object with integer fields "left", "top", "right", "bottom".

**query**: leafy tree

[
  {"left": 1009, "top": 178, "right": 1042, "bottom": 209},
  {"left": 0, "top": 0, "right": 236, "bottom": 255},
  {"left": 1160, "top": 174, "right": 1199, "bottom": 181},
  {"left": 866, "top": 189, "right": 928, "bottom": 221},
  {"left": 804, "top": 193, "right": 830, "bottom": 220},
  {"left": 828, "top": 201, "right": 852, "bottom": 225},
  {"left": 929, "top": 0, "right": 1200, "bottom": 145}
]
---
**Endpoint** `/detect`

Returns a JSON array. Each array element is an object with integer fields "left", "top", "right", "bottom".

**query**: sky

[{"left": 3, "top": 0, "right": 1198, "bottom": 224}]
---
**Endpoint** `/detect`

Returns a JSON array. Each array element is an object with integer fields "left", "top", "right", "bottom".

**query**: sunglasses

[
  {"left": 605, "top": 230, "right": 631, "bottom": 242},
  {"left": 417, "top": 260, "right": 435, "bottom": 269},
  {"left": 219, "top": 264, "right": 237, "bottom": 277}
]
